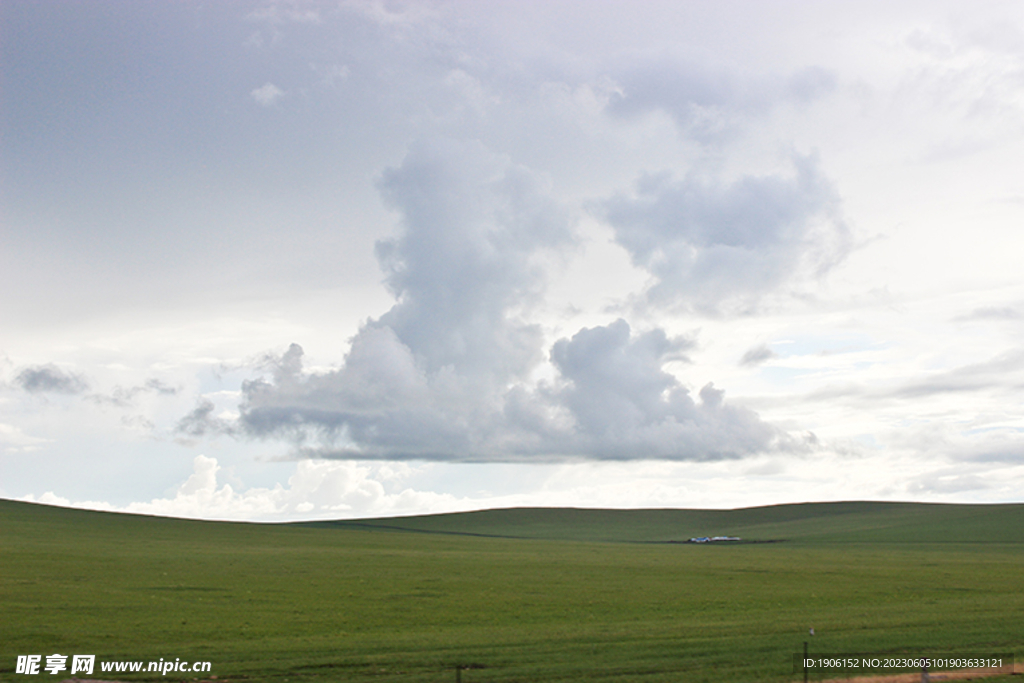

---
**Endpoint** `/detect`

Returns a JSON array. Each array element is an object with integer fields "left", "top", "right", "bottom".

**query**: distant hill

[
  {"left": 2, "top": 498, "right": 1022, "bottom": 545},
  {"left": 298, "top": 500, "right": 1024, "bottom": 545}
]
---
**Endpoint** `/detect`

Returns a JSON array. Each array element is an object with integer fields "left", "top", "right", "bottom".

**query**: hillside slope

[
  {"left": 300, "top": 500, "right": 1024, "bottom": 544},
  {"left": 3, "top": 498, "right": 1022, "bottom": 683}
]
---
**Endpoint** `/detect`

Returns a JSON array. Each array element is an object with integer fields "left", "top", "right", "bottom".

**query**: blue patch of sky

[{"left": 771, "top": 332, "right": 887, "bottom": 359}]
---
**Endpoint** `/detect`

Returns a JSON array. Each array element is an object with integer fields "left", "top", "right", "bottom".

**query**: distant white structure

[{"left": 688, "top": 536, "right": 741, "bottom": 543}]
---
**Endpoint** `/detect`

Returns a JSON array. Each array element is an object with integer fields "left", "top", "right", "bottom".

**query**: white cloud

[
  {"left": 20, "top": 455, "right": 469, "bottom": 522},
  {"left": 0, "top": 423, "right": 51, "bottom": 452},
  {"left": 606, "top": 57, "right": 836, "bottom": 142},
  {"left": 600, "top": 154, "right": 850, "bottom": 313},
  {"left": 250, "top": 82, "right": 285, "bottom": 106},
  {"left": 19, "top": 451, "right": 1024, "bottom": 524},
  {"left": 219, "top": 139, "right": 794, "bottom": 462}
]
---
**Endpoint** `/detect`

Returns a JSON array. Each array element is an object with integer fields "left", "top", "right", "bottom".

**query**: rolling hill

[
  {"left": 2, "top": 499, "right": 1021, "bottom": 683},
  {"left": 300, "top": 500, "right": 1024, "bottom": 545}
]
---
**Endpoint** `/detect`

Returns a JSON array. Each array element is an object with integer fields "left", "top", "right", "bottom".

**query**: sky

[{"left": 3, "top": 0, "right": 1024, "bottom": 521}]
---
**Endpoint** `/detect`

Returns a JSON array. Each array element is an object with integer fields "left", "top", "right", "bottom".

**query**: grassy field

[{"left": 2, "top": 500, "right": 1022, "bottom": 683}]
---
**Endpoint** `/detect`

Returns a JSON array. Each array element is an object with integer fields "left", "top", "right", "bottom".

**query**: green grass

[
  {"left": 2, "top": 500, "right": 1022, "bottom": 683},
  {"left": 306, "top": 501, "right": 1024, "bottom": 544}
]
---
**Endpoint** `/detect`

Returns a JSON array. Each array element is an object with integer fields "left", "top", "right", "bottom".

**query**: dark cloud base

[{"left": 15, "top": 365, "right": 89, "bottom": 394}]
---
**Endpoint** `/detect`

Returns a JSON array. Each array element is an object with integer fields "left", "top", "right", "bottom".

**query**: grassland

[{"left": 2, "top": 500, "right": 1022, "bottom": 683}]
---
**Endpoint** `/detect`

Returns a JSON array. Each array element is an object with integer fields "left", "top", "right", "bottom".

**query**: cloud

[
  {"left": 906, "top": 423, "right": 1024, "bottom": 465},
  {"left": 963, "top": 442, "right": 1024, "bottom": 464},
  {"left": 373, "top": 137, "right": 573, "bottom": 379},
  {"left": 89, "top": 378, "right": 178, "bottom": 408},
  {"left": 906, "top": 469, "right": 990, "bottom": 494},
  {"left": 606, "top": 58, "right": 836, "bottom": 141},
  {"left": 0, "top": 423, "right": 51, "bottom": 452},
  {"left": 550, "top": 319, "right": 694, "bottom": 438},
  {"left": 20, "top": 455, "right": 466, "bottom": 522},
  {"left": 954, "top": 306, "right": 1021, "bottom": 321},
  {"left": 187, "top": 138, "right": 794, "bottom": 463},
  {"left": 250, "top": 82, "right": 285, "bottom": 106},
  {"left": 890, "top": 349, "right": 1024, "bottom": 400},
  {"left": 176, "top": 398, "right": 237, "bottom": 439},
  {"left": 739, "top": 344, "right": 779, "bottom": 367},
  {"left": 234, "top": 138, "right": 576, "bottom": 460},
  {"left": 549, "top": 319, "right": 785, "bottom": 460},
  {"left": 903, "top": 22, "right": 1024, "bottom": 132},
  {"left": 791, "top": 349, "right": 1024, "bottom": 410},
  {"left": 231, "top": 319, "right": 790, "bottom": 462},
  {"left": 15, "top": 365, "right": 89, "bottom": 394},
  {"left": 600, "top": 155, "right": 850, "bottom": 312}
]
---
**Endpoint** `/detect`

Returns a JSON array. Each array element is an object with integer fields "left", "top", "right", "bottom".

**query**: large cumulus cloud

[
  {"left": 229, "top": 320, "right": 788, "bottom": 462},
  {"left": 372, "top": 137, "right": 571, "bottom": 381},
  {"left": 233, "top": 138, "right": 577, "bottom": 460},
  {"left": 549, "top": 319, "right": 784, "bottom": 460},
  {"left": 184, "top": 138, "right": 795, "bottom": 462}
]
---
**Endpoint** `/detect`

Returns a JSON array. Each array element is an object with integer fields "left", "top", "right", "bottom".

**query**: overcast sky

[{"left": 3, "top": 0, "right": 1024, "bottom": 521}]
